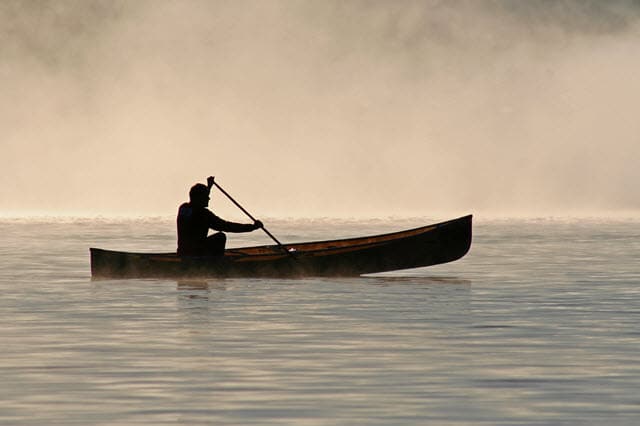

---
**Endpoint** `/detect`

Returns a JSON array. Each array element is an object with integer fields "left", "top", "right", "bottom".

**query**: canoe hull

[{"left": 90, "top": 215, "right": 472, "bottom": 278}]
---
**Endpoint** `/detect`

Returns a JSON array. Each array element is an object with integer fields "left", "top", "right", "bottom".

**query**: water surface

[{"left": 1, "top": 217, "right": 639, "bottom": 425}]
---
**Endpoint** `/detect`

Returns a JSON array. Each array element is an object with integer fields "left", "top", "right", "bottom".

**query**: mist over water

[{"left": 2, "top": 1, "right": 640, "bottom": 218}]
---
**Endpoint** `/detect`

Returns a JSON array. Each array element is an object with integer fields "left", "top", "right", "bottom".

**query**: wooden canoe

[{"left": 90, "top": 215, "right": 472, "bottom": 278}]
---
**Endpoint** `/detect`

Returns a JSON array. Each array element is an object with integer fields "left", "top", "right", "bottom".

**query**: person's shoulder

[{"left": 178, "top": 202, "right": 193, "bottom": 217}]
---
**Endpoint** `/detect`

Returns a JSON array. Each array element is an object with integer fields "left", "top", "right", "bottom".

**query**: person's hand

[
  {"left": 254, "top": 220, "right": 263, "bottom": 230},
  {"left": 206, "top": 176, "right": 215, "bottom": 189}
]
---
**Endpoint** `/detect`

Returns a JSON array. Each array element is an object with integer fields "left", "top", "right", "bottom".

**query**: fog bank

[{"left": 2, "top": 0, "right": 639, "bottom": 218}]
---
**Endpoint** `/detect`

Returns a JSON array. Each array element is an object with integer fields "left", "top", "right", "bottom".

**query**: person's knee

[{"left": 206, "top": 232, "right": 226, "bottom": 256}]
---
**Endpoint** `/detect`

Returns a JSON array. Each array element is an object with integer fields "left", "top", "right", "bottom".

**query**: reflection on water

[
  {"left": 177, "top": 280, "right": 215, "bottom": 290},
  {"left": 176, "top": 276, "right": 471, "bottom": 289},
  {"left": 1, "top": 218, "right": 639, "bottom": 425},
  {"left": 363, "top": 275, "right": 472, "bottom": 285}
]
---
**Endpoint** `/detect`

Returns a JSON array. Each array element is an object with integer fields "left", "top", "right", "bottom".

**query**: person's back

[{"left": 177, "top": 200, "right": 211, "bottom": 256}]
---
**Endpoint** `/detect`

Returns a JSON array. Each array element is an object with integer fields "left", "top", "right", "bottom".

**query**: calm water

[{"left": 1, "top": 216, "right": 639, "bottom": 425}]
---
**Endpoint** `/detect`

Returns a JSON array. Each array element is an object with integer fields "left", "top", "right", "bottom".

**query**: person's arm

[{"left": 208, "top": 211, "right": 262, "bottom": 233}]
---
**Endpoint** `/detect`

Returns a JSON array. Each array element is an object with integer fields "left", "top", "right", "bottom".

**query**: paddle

[{"left": 207, "top": 176, "right": 290, "bottom": 254}]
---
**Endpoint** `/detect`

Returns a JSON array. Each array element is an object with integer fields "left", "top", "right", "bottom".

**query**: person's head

[{"left": 189, "top": 183, "right": 210, "bottom": 208}]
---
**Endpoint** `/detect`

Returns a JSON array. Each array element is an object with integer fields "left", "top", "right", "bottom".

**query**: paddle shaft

[{"left": 210, "top": 181, "right": 287, "bottom": 250}]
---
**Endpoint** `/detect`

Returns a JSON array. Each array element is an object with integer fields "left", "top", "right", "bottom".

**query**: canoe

[{"left": 90, "top": 215, "right": 472, "bottom": 278}]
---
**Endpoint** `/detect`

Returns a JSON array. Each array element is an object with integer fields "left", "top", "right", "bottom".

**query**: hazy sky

[{"left": 2, "top": 0, "right": 639, "bottom": 218}]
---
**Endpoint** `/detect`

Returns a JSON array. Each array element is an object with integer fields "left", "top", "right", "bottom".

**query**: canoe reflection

[
  {"left": 176, "top": 280, "right": 227, "bottom": 292},
  {"left": 362, "top": 275, "right": 471, "bottom": 286}
]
